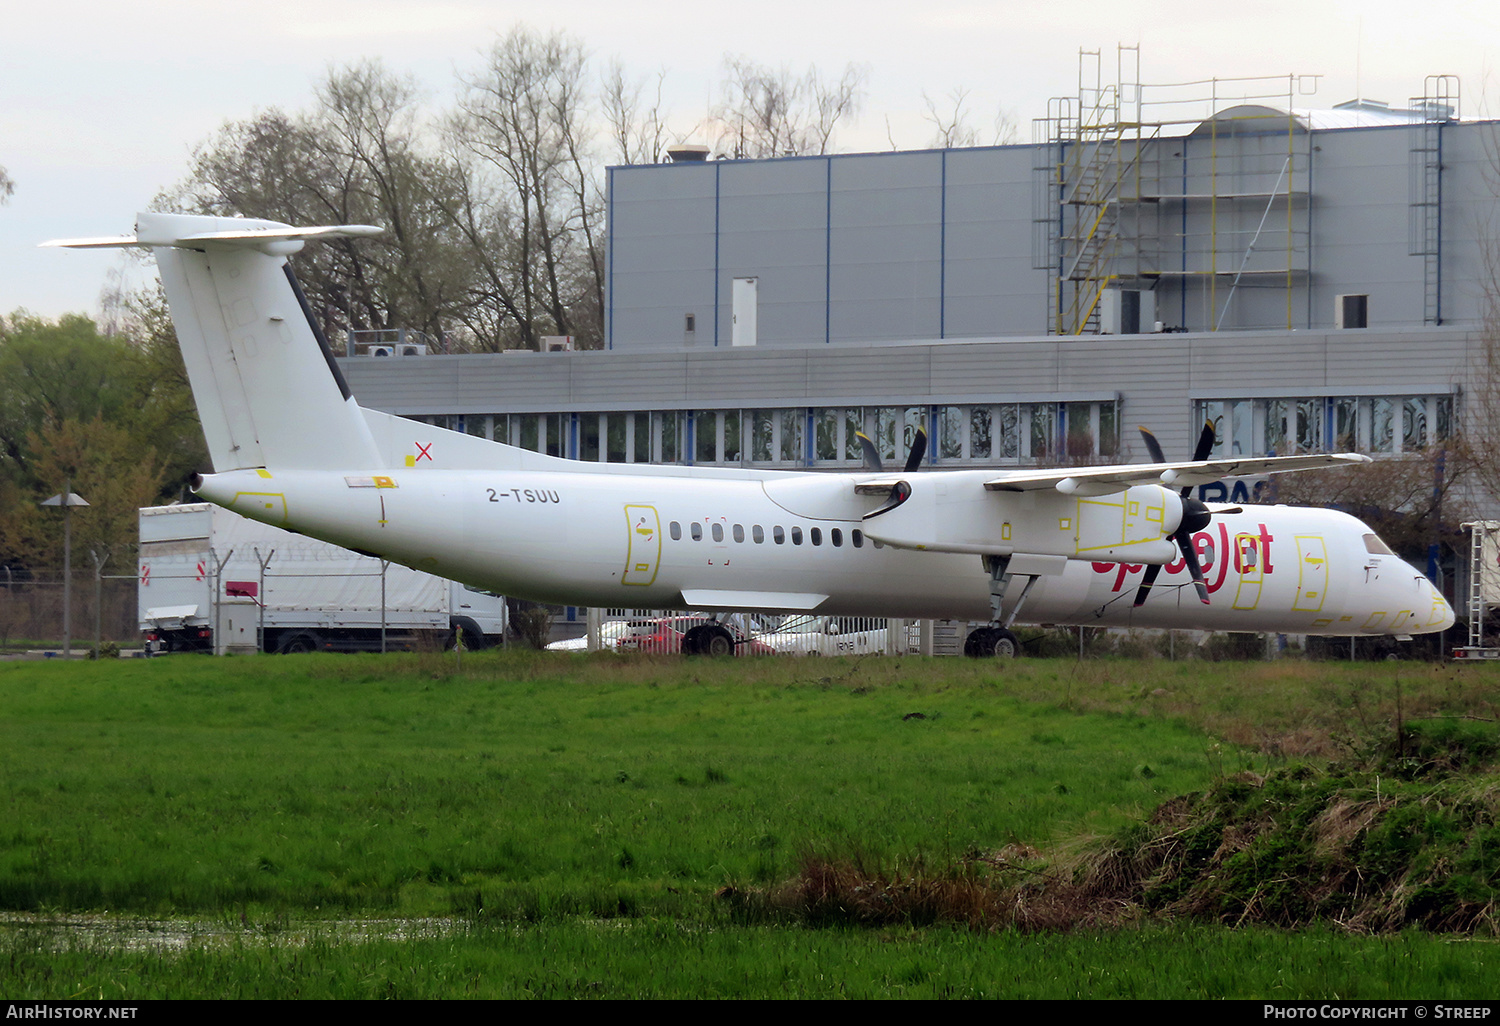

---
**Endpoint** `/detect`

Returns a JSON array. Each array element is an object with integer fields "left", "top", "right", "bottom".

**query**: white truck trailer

[{"left": 138, "top": 503, "right": 507, "bottom": 654}]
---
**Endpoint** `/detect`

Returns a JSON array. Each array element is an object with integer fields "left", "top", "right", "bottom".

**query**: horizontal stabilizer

[{"left": 44, "top": 221, "right": 383, "bottom": 256}]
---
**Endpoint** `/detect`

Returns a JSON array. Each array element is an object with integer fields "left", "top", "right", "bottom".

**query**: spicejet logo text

[{"left": 1093, "top": 522, "right": 1275, "bottom": 593}]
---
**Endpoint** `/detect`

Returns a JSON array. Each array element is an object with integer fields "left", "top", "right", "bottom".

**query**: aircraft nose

[
  {"left": 1430, "top": 581, "right": 1457, "bottom": 633},
  {"left": 1387, "top": 560, "right": 1454, "bottom": 634},
  {"left": 1405, "top": 568, "right": 1456, "bottom": 633}
]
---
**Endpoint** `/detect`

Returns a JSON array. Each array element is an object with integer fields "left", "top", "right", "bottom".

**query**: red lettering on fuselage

[{"left": 1093, "top": 523, "right": 1277, "bottom": 593}]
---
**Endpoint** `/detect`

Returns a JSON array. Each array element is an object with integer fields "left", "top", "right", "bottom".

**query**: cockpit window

[{"left": 1363, "top": 533, "right": 1395, "bottom": 555}]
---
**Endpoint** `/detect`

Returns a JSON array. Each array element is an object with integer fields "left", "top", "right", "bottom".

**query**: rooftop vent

[{"left": 666, "top": 144, "right": 710, "bottom": 163}]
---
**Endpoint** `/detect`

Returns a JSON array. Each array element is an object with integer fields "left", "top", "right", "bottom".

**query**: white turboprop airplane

[{"left": 48, "top": 213, "right": 1455, "bottom": 656}]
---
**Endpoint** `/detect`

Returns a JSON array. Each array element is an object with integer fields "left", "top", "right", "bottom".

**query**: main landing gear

[
  {"left": 963, "top": 554, "right": 1039, "bottom": 659},
  {"left": 682, "top": 622, "right": 735, "bottom": 657},
  {"left": 964, "top": 626, "right": 1019, "bottom": 658}
]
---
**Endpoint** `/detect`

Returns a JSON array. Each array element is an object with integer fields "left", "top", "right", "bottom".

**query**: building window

[
  {"left": 605, "top": 414, "right": 627, "bottom": 463},
  {"left": 1196, "top": 395, "right": 1454, "bottom": 456}
]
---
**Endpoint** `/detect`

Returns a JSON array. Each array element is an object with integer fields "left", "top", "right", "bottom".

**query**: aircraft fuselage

[{"left": 196, "top": 466, "right": 1451, "bottom": 638}]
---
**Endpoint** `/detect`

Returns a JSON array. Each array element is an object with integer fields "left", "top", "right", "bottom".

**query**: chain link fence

[{"left": 0, "top": 572, "right": 140, "bottom": 653}]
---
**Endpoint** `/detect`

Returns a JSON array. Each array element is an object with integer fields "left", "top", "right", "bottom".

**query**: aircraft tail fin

[{"left": 45, "top": 212, "right": 386, "bottom": 473}]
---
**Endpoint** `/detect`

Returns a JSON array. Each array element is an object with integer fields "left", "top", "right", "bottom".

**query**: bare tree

[
  {"left": 170, "top": 64, "right": 470, "bottom": 348},
  {"left": 601, "top": 59, "right": 671, "bottom": 166},
  {"left": 315, "top": 61, "right": 472, "bottom": 343},
  {"left": 0, "top": 165, "right": 12, "bottom": 204},
  {"left": 922, "top": 87, "right": 1018, "bottom": 149},
  {"left": 923, "top": 88, "right": 981, "bottom": 149},
  {"left": 710, "top": 57, "right": 866, "bottom": 159},
  {"left": 447, "top": 27, "right": 604, "bottom": 350}
]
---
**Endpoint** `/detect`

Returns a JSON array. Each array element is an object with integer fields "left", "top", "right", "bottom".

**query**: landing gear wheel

[
  {"left": 704, "top": 626, "right": 734, "bottom": 657},
  {"left": 964, "top": 627, "right": 1019, "bottom": 659},
  {"left": 683, "top": 624, "right": 735, "bottom": 657}
]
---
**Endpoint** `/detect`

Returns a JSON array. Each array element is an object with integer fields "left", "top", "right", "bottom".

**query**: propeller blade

[
  {"left": 855, "top": 432, "right": 883, "bottom": 473},
  {"left": 1138, "top": 427, "right": 1167, "bottom": 465},
  {"left": 1177, "top": 533, "right": 1211, "bottom": 605},
  {"left": 1135, "top": 423, "right": 1222, "bottom": 607},
  {"left": 1133, "top": 563, "right": 1162, "bottom": 607},
  {"left": 903, "top": 428, "right": 927, "bottom": 474},
  {"left": 1191, "top": 420, "right": 1217, "bottom": 463}
]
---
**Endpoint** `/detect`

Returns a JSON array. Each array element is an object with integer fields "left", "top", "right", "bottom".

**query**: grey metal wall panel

[
  {"left": 827, "top": 152, "right": 943, "bottom": 342},
  {"left": 1322, "top": 330, "right": 1470, "bottom": 391},
  {"left": 1421, "top": 127, "right": 1492, "bottom": 325},
  {"left": 930, "top": 341, "right": 1060, "bottom": 395},
  {"left": 805, "top": 346, "right": 933, "bottom": 402},
  {"left": 607, "top": 163, "right": 719, "bottom": 348},
  {"left": 1307, "top": 127, "right": 1424, "bottom": 328},
  {"left": 943, "top": 148, "right": 1047, "bottom": 336},
  {"left": 1186, "top": 333, "right": 1328, "bottom": 393},
  {"left": 715, "top": 159, "right": 829, "bottom": 346},
  {"left": 685, "top": 350, "right": 813, "bottom": 403}
]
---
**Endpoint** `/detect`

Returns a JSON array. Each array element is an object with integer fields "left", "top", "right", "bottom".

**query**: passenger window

[
  {"left": 733, "top": 524, "right": 745, "bottom": 543},
  {"left": 712, "top": 523, "right": 724, "bottom": 542},
  {"left": 753, "top": 525, "right": 764, "bottom": 544},
  {"left": 791, "top": 526, "right": 803, "bottom": 545},
  {"left": 810, "top": 527, "right": 822, "bottom": 546},
  {"left": 774, "top": 526, "right": 785, "bottom": 544},
  {"left": 670, "top": 521, "right": 681, "bottom": 541},
  {"left": 852, "top": 529, "right": 864, "bottom": 549},
  {"left": 831, "top": 528, "right": 843, "bottom": 547},
  {"left": 691, "top": 523, "right": 703, "bottom": 541}
]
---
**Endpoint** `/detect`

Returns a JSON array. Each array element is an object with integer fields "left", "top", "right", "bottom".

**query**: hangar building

[{"left": 337, "top": 62, "right": 1497, "bottom": 607}]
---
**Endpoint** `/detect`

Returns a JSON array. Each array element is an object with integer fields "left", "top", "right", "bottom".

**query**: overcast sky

[{"left": 4, "top": 0, "right": 1496, "bottom": 319}]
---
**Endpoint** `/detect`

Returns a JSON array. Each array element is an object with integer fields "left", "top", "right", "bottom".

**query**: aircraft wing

[{"left": 983, "top": 452, "right": 1371, "bottom": 494}]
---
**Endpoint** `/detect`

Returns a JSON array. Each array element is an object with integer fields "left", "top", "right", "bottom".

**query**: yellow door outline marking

[
  {"left": 622, "top": 504, "right": 661, "bottom": 587},
  {"left": 1232, "top": 532, "right": 1265, "bottom": 611},
  {"left": 1292, "top": 535, "right": 1328, "bottom": 613}
]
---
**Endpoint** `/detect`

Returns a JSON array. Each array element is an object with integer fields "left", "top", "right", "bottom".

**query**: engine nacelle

[{"left": 863, "top": 479, "right": 1183, "bottom": 564}]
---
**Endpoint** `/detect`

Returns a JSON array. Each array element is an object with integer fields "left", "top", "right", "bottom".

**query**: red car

[{"left": 615, "top": 616, "right": 775, "bottom": 656}]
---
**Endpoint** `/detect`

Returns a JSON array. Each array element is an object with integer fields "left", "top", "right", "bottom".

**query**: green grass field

[{"left": 1, "top": 650, "right": 1496, "bottom": 998}]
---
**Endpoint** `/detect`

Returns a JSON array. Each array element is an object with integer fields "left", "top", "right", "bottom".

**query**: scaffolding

[
  {"left": 1408, "top": 75, "right": 1460, "bottom": 326},
  {"left": 1034, "top": 47, "right": 1318, "bottom": 335}
]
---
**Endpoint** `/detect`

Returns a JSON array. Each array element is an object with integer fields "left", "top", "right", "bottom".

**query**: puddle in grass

[{"left": 0, "top": 911, "right": 465, "bottom": 951}]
